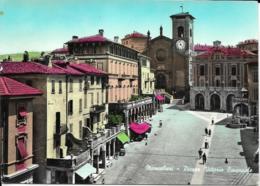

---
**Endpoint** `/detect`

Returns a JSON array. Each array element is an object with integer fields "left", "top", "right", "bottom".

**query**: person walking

[
  {"left": 205, "top": 128, "right": 208, "bottom": 135},
  {"left": 208, "top": 129, "right": 211, "bottom": 136},
  {"left": 205, "top": 139, "right": 209, "bottom": 149},
  {"left": 212, "top": 119, "right": 214, "bottom": 125},
  {"left": 202, "top": 153, "right": 207, "bottom": 164},
  {"left": 198, "top": 148, "right": 203, "bottom": 159}
]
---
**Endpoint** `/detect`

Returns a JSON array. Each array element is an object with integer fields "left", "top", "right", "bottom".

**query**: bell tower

[{"left": 170, "top": 12, "right": 195, "bottom": 100}]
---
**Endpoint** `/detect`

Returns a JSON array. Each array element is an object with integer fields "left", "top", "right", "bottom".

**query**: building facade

[
  {"left": 66, "top": 30, "right": 139, "bottom": 104},
  {"left": 121, "top": 31, "right": 148, "bottom": 53},
  {"left": 138, "top": 54, "right": 155, "bottom": 95},
  {"left": 190, "top": 41, "right": 257, "bottom": 114},
  {"left": 0, "top": 77, "right": 42, "bottom": 183},
  {"left": 143, "top": 12, "right": 195, "bottom": 100},
  {"left": 1, "top": 61, "right": 113, "bottom": 184}
]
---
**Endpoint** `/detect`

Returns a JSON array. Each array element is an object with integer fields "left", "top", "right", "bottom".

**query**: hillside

[{"left": 0, "top": 51, "right": 42, "bottom": 61}]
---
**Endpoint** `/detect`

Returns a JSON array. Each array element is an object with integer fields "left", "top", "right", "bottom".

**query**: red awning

[
  {"left": 18, "top": 125, "right": 26, "bottom": 133},
  {"left": 19, "top": 107, "right": 27, "bottom": 117},
  {"left": 17, "top": 139, "right": 28, "bottom": 158},
  {"left": 16, "top": 162, "right": 26, "bottom": 171},
  {"left": 155, "top": 95, "right": 165, "bottom": 101},
  {"left": 129, "top": 122, "right": 151, "bottom": 134}
]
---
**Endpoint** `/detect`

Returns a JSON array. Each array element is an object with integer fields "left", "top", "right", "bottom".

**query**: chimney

[
  {"left": 98, "top": 29, "right": 104, "bottom": 36},
  {"left": 213, "top": 40, "right": 221, "bottom": 47},
  {"left": 72, "top": 35, "right": 78, "bottom": 40},
  {"left": 114, "top": 36, "right": 119, "bottom": 43}
]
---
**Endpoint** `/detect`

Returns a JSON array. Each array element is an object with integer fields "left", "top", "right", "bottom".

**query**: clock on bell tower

[{"left": 170, "top": 12, "right": 195, "bottom": 100}]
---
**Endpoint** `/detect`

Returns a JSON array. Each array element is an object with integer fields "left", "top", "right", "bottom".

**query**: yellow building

[
  {"left": 1, "top": 60, "right": 108, "bottom": 183},
  {"left": 138, "top": 54, "right": 155, "bottom": 95}
]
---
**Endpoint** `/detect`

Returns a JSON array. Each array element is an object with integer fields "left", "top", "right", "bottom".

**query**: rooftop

[
  {"left": 51, "top": 47, "right": 69, "bottom": 54},
  {"left": 0, "top": 76, "right": 42, "bottom": 96},
  {"left": 0, "top": 62, "right": 67, "bottom": 75},
  {"left": 66, "top": 34, "right": 111, "bottom": 44},
  {"left": 123, "top": 31, "right": 147, "bottom": 40},
  {"left": 69, "top": 63, "right": 106, "bottom": 76},
  {"left": 170, "top": 12, "right": 195, "bottom": 19}
]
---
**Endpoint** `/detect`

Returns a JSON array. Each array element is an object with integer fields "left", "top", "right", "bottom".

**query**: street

[{"left": 105, "top": 103, "right": 257, "bottom": 185}]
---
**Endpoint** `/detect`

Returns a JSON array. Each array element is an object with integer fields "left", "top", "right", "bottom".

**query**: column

[
  {"left": 123, "top": 109, "right": 129, "bottom": 136},
  {"left": 101, "top": 149, "right": 106, "bottom": 168},
  {"left": 112, "top": 139, "right": 116, "bottom": 158},
  {"left": 50, "top": 169, "right": 55, "bottom": 184},
  {"left": 96, "top": 155, "right": 100, "bottom": 174},
  {"left": 107, "top": 141, "right": 111, "bottom": 160},
  {"left": 67, "top": 171, "right": 75, "bottom": 184}
]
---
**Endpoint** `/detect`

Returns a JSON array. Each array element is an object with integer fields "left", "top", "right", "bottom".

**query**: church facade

[{"left": 144, "top": 12, "right": 195, "bottom": 99}]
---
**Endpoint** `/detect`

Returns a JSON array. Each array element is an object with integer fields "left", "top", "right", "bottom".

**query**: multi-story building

[
  {"left": 0, "top": 60, "right": 114, "bottom": 184},
  {"left": 0, "top": 77, "right": 42, "bottom": 183},
  {"left": 138, "top": 54, "right": 155, "bottom": 95},
  {"left": 66, "top": 30, "right": 156, "bottom": 139},
  {"left": 190, "top": 41, "right": 257, "bottom": 114},
  {"left": 66, "top": 30, "right": 139, "bottom": 104},
  {"left": 121, "top": 31, "right": 148, "bottom": 53},
  {"left": 237, "top": 39, "right": 258, "bottom": 55}
]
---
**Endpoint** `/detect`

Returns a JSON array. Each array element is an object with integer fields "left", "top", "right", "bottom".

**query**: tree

[
  {"left": 23, "top": 51, "right": 29, "bottom": 62},
  {"left": 108, "top": 114, "right": 123, "bottom": 126}
]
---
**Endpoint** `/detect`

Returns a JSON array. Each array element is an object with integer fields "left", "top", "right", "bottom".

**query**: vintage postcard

[{"left": 0, "top": 0, "right": 258, "bottom": 185}]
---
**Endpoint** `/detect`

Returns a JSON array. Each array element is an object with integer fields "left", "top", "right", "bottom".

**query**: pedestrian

[
  {"left": 198, "top": 148, "right": 203, "bottom": 159},
  {"left": 208, "top": 129, "right": 211, "bottom": 136},
  {"left": 212, "top": 119, "right": 214, "bottom": 125},
  {"left": 204, "top": 139, "right": 209, "bottom": 149},
  {"left": 205, "top": 128, "right": 208, "bottom": 135},
  {"left": 202, "top": 153, "right": 207, "bottom": 164},
  {"left": 225, "top": 158, "right": 228, "bottom": 164}
]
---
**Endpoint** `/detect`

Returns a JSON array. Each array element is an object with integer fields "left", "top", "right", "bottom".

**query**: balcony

[
  {"left": 109, "top": 97, "right": 153, "bottom": 110},
  {"left": 233, "top": 97, "right": 249, "bottom": 104},
  {"left": 17, "top": 118, "right": 27, "bottom": 126},
  {"left": 47, "top": 149, "right": 91, "bottom": 169},
  {"left": 90, "top": 104, "right": 106, "bottom": 114}
]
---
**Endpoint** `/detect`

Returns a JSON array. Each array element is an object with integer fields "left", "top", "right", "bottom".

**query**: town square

[{"left": 0, "top": 0, "right": 258, "bottom": 185}]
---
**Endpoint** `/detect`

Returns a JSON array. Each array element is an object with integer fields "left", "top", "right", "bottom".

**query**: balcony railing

[
  {"left": 233, "top": 97, "right": 249, "bottom": 103},
  {"left": 47, "top": 149, "right": 91, "bottom": 169},
  {"left": 109, "top": 97, "right": 153, "bottom": 110},
  {"left": 90, "top": 104, "right": 106, "bottom": 114},
  {"left": 17, "top": 118, "right": 27, "bottom": 125}
]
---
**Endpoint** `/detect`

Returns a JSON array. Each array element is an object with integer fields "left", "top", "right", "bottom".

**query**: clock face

[{"left": 176, "top": 40, "right": 186, "bottom": 51}]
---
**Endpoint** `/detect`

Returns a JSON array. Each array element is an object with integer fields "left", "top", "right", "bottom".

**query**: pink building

[{"left": 66, "top": 30, "right": 139, "bottom": 103}]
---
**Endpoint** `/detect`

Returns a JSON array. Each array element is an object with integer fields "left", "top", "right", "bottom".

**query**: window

[
  {"left": 190, "top": 29, "right": 192, "bottom": 37},
  {"left": 84, "top": 92, "right": 87, "bottom": 108},
  {"left": 90, "top": 93, "right": 94, "bottom": 106},
  {"left": 216, "top": 80, "right": 220, "bottom": 87},
  {"left": 79, "top": 99, "right": 82, "bottom": 113},
  {"left": 97, "top": 114, "right": 100, "bottom": 122},
  {"left": 178, "top": 26, "right": 184, "bottom": 38},
  {"left": 97, "top": 92, "right": 99, "bottom": 105},
  {"left": 16, "top": 135, "right": 28, "bottom": 161},
  {"left": 91, "top": 76, "right": 95, "bottom": 85},
  {"left": 215, "top": 67, "right": 220, "bottom": 76},
  {"left": 231, "top": 66, "right": 236, "bottom": 76},
  {"left": 69, "top": 123, "right": 73, "bottom": 133},
  {"left": 253, "top": 71, "right": 258, "bottom": 82},
  {"left": 79, "top": 79, "right": 82, "bottom": 92},
  {"left": 254, "top": 88, "right": 258, "bottom": 100},
  {"left": 79, "top": 121, "right": 82, "bottom": 139},
  {"left": 231, "top": 80, "right": 237, "bottom": 87},
  {"left": 200, "top": 65, "right": 205, "bottom": 76},
  {"left": 68, "top": 100, "right": 73, "bottom": 115},
  {"left": 118, "top": 81, "right": 122, "bottom": 88},
  {"left": 69, "top": 79, "right": 73, "bottom": 92},
  {"left": 59, "top": 80, "right": 62, "bottom": 94},
  {"left": 51, "top": 80, "right": 55, "bottom": 94},
  {"left": 97, "top": 77, "right": 100, "bottom": 85}
]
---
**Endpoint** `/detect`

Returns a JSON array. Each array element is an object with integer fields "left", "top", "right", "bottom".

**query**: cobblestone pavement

[{"left": 104, "top": 104, "right": 258, "bottom": 185}]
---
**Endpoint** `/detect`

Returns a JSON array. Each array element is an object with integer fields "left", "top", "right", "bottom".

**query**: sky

[{"left": 0, "top": 0, "right": 258, "bottom": 54}]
